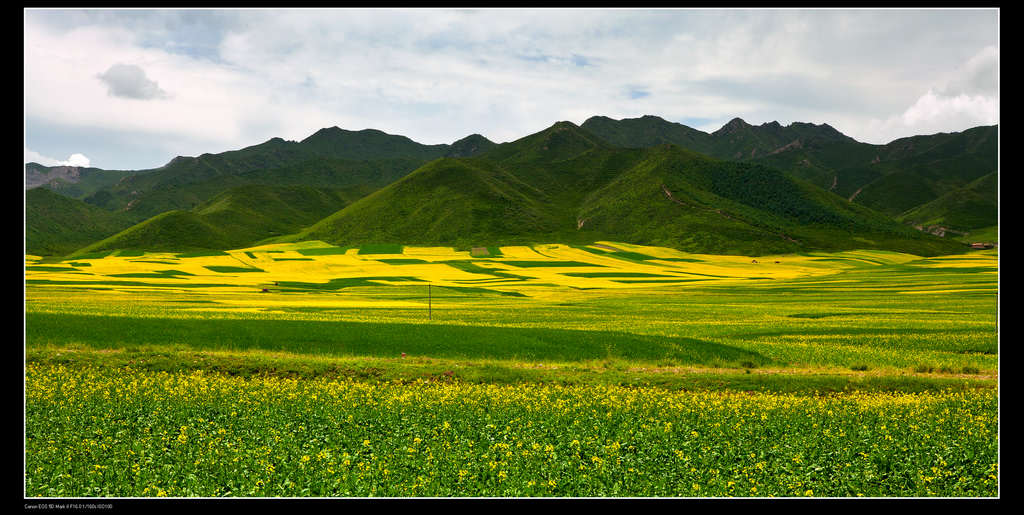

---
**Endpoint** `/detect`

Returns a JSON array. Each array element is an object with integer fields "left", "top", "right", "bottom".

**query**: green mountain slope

[
  {"left": 582, "top": 115, "right": 887, "bottom": 196},
  {"left": 580, "top": 115, "right": 997, "bottom": 235},
  {"left": 897, "top": 172, "right": 998, "bottom": 234},
  {"left": 32, "top": 116, "right": 991, "bottom": 257},
  {"left": 31, "top": 129, "right": 494, "bottom": 220},
  {"left": 295, "top": 122, "right": 963, "bottom": 256},
  {"left": 26, "top": 162, "right": 142, "bottom": 199},
  {"left": 580, "top": 115, "right": 716, "bottom": 154},
  {"left": 581, "top": 115, "right": 860, "bottom": 164},
  {"left": 80, "top": 135, "right": 411, "bottom": 217},
  {"left": 295, "top": 121, "right": 633, "bottom": 248},
  {"left": 847, "top": 126, "right": 997, "bottom": 216},
  {"left": 446, "top": 134, "right": 498, "bottom": 157},
  {"left": 294, "top": 158, "right": 560, "bottom": 248},
  {"left": 579, "top": 146, "right": 957, "bottom": 255},
  {"left": 28, "top": 127, "right": 495, "bottom": 257},
  {"left": 98, "top": 156, "right": 418, "bottom": 220},
  {"left": 70, "top": 184, "right": 364, "bottom": 256},
  {"left": 298, "top": 127, "right": 450, "bottom": 161},
  {"left": 25, "top": 187, "right": 138, "bottom": 256},
  {"left": 70, "top": 210, "right": 235, "bottom": 255}
]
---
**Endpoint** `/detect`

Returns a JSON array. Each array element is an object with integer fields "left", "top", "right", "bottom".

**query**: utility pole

[{"left": 428, "top": 283, "right": 432, "bottom": 320}]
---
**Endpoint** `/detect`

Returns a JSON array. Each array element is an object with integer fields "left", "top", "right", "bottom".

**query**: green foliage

[
  {"left": 581, "top": 115, "right": 717, "bottom": 153},
  {"left": 25, "top": 364, "right": 997, "bottom": 497},
  {"left": 69, "top": 211, "right": 230, "bottom": 257},
  {"left": 66, "top": 127, "right": 491, "bottom": 220},
  {"left": 446, "top": 134, "right": 498, "bottom": 157},
  {"left": 24, "top": 249, "right": 999, "bottom": 497},
  {"left": 898, "top": 172, "right": 998, "bottom": 232},
  {"left": 295, "top": 122, "right": 963, "bottom": 256},
  {"left": 562, "top": 272, "right": 678, "bottom": 278},
  {"left": 204, "top": 266, "right": 265, "bottom": 273},
  {"left": 832, "top": 126, "right": 997, "bottom": 216},
  {"left": 109, "top": 269, "right": 194, "bottom": 278},
  {"left": 27, "top": 164, "right": 139, "bottom": 202},
  {"left": 358, "top": 244, "right": 404, "bottom": 255},
  {"left": 500, "top": 261, "right": 599, "bottom": 268},
  {"left": 67, "top": 185, "right": 359, "bottom": 256},
  {"left": 296, "top": 246, "right": 353, "bottom": 256},
  {"left": 299, "top": 127, "right": 450, "bottom": 161},
  {"left": 275, "top": 277, "right": 425, "bottom": 291},
  {"left": 298, "top": 157, "right": 562, "bottom": 248},
  {"left": 25, "top": 188, "right": 137, "bottom": 256},
  {"left": 580, "top": 115, "right": 997, "bottom": 231},
  {"left": 176, "top": 250, "right": 229, "bottom": 258},
  {"left": 33, "top": 117, "right": 992, "bottom": 259},
  {"left": 954, "top": 226, "right": 998, "bottom": 245}
]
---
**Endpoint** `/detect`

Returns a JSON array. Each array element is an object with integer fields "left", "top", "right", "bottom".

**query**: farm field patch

[
  {"left": 25, "top": 364, "right": 997, "bottom": 497},
  {"left": 23, "top": 243, "right": 998, "bottom": 497}
]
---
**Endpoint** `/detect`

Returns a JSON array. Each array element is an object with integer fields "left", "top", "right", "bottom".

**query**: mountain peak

[
  {"left": 446, "top": 133, "right": 496, "bottom": 158},
  {"left": 295, "top": 124, "right": 449, "bottom": 161},
  {"left": 712, "top": 117, "right": 751, "bottom": 136},
  {"left": 786, "top": 121, "right": 854, "bottom": 142},
  {"left": 549, "top": 120, "right": 580, "bottom": 130},
  {"left": 301, "top": 126, "right": 343, "bottom": 142},
  {"left": 481, "top": 119, "right": 607, "bottom": 163},
  {"left": 161, "top": 156, "right": 194, "bottom": 168},
  {"left": 582, "top": 115, "right": 615, "bottom": 124},
  {"left": 452, "top": 133, "right": 488, "bottom": 144}
]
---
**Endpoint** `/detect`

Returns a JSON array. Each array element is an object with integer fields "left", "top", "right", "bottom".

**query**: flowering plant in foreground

[{"left": 25, "top": 364, "right": 997, "bottom": 497}]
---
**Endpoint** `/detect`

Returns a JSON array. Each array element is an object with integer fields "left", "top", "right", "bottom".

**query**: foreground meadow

[
  {"left": 26, "top": 364, "right": 996, "bottom": 497},
  {"left": 24, "top": 242, "right": 999, "bottom": 497}
]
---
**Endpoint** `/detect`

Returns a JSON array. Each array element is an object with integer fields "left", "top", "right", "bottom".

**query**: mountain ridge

[
  {"left": 288, "top": 122, "right": 965, "bottom": 256},
  {"left": 26, "top": 115, "right": 994, "bottom": 257},
  {"left": 68, "top": 184, "right": 367, "bottom": 256},
  {"left": 580, "top": 114, "right": 997, "bottom": 230},
  {"left": 27, "top": 128, "right": 497, "bottom": 222}
]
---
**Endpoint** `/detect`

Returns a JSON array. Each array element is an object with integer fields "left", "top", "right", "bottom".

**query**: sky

[{"left": 24, "top": 8, "right": 999, "bottom": 171}]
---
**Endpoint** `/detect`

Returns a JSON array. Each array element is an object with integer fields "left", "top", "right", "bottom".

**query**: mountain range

[
  {"left": 25, "top": 115, "right": 997, "bottom": 257},
  {"left": 580, "top": 115, "right": 997, "bottom": 221}
]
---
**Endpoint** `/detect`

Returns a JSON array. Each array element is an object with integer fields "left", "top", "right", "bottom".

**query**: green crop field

[{"left": 23, "top": 242, "right": 999, "bottom": 497}]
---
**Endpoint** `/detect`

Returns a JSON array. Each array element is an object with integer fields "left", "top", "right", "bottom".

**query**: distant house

[{"left": 970, "top": 242, "right": 995, "bottom": 249}]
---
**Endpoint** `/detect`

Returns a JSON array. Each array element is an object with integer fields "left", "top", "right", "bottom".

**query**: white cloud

[
  {"left": 25, "top": 147, "right": 90, "bottom": 167},
  {"left": 97, "top": 63, "right": 170, "bottom": 100},
  {"left": 25, "top": 148, "right": 61, "bottom": 166},
  {"left": 855, "top": 90, "right": 998, "bottom": 144},
  {"left": 847, "top": 45, "right": 999, "bottom": 144},
  {"left": 65, "top": 153, "right": 91, "bottom": 167},
  {"left": 24, "top": 9, "right": 999, "bottom": 167},
  {"left": 24, "top": 17, "right": 278, "bottom": 152},
  {"left": 902, "top": 90, "right": 998, "bottom": 128}
]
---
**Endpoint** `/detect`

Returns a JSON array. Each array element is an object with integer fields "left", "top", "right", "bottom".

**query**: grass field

[{"left": 24, "top": 242, "right": 999, "bottom": 497}]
